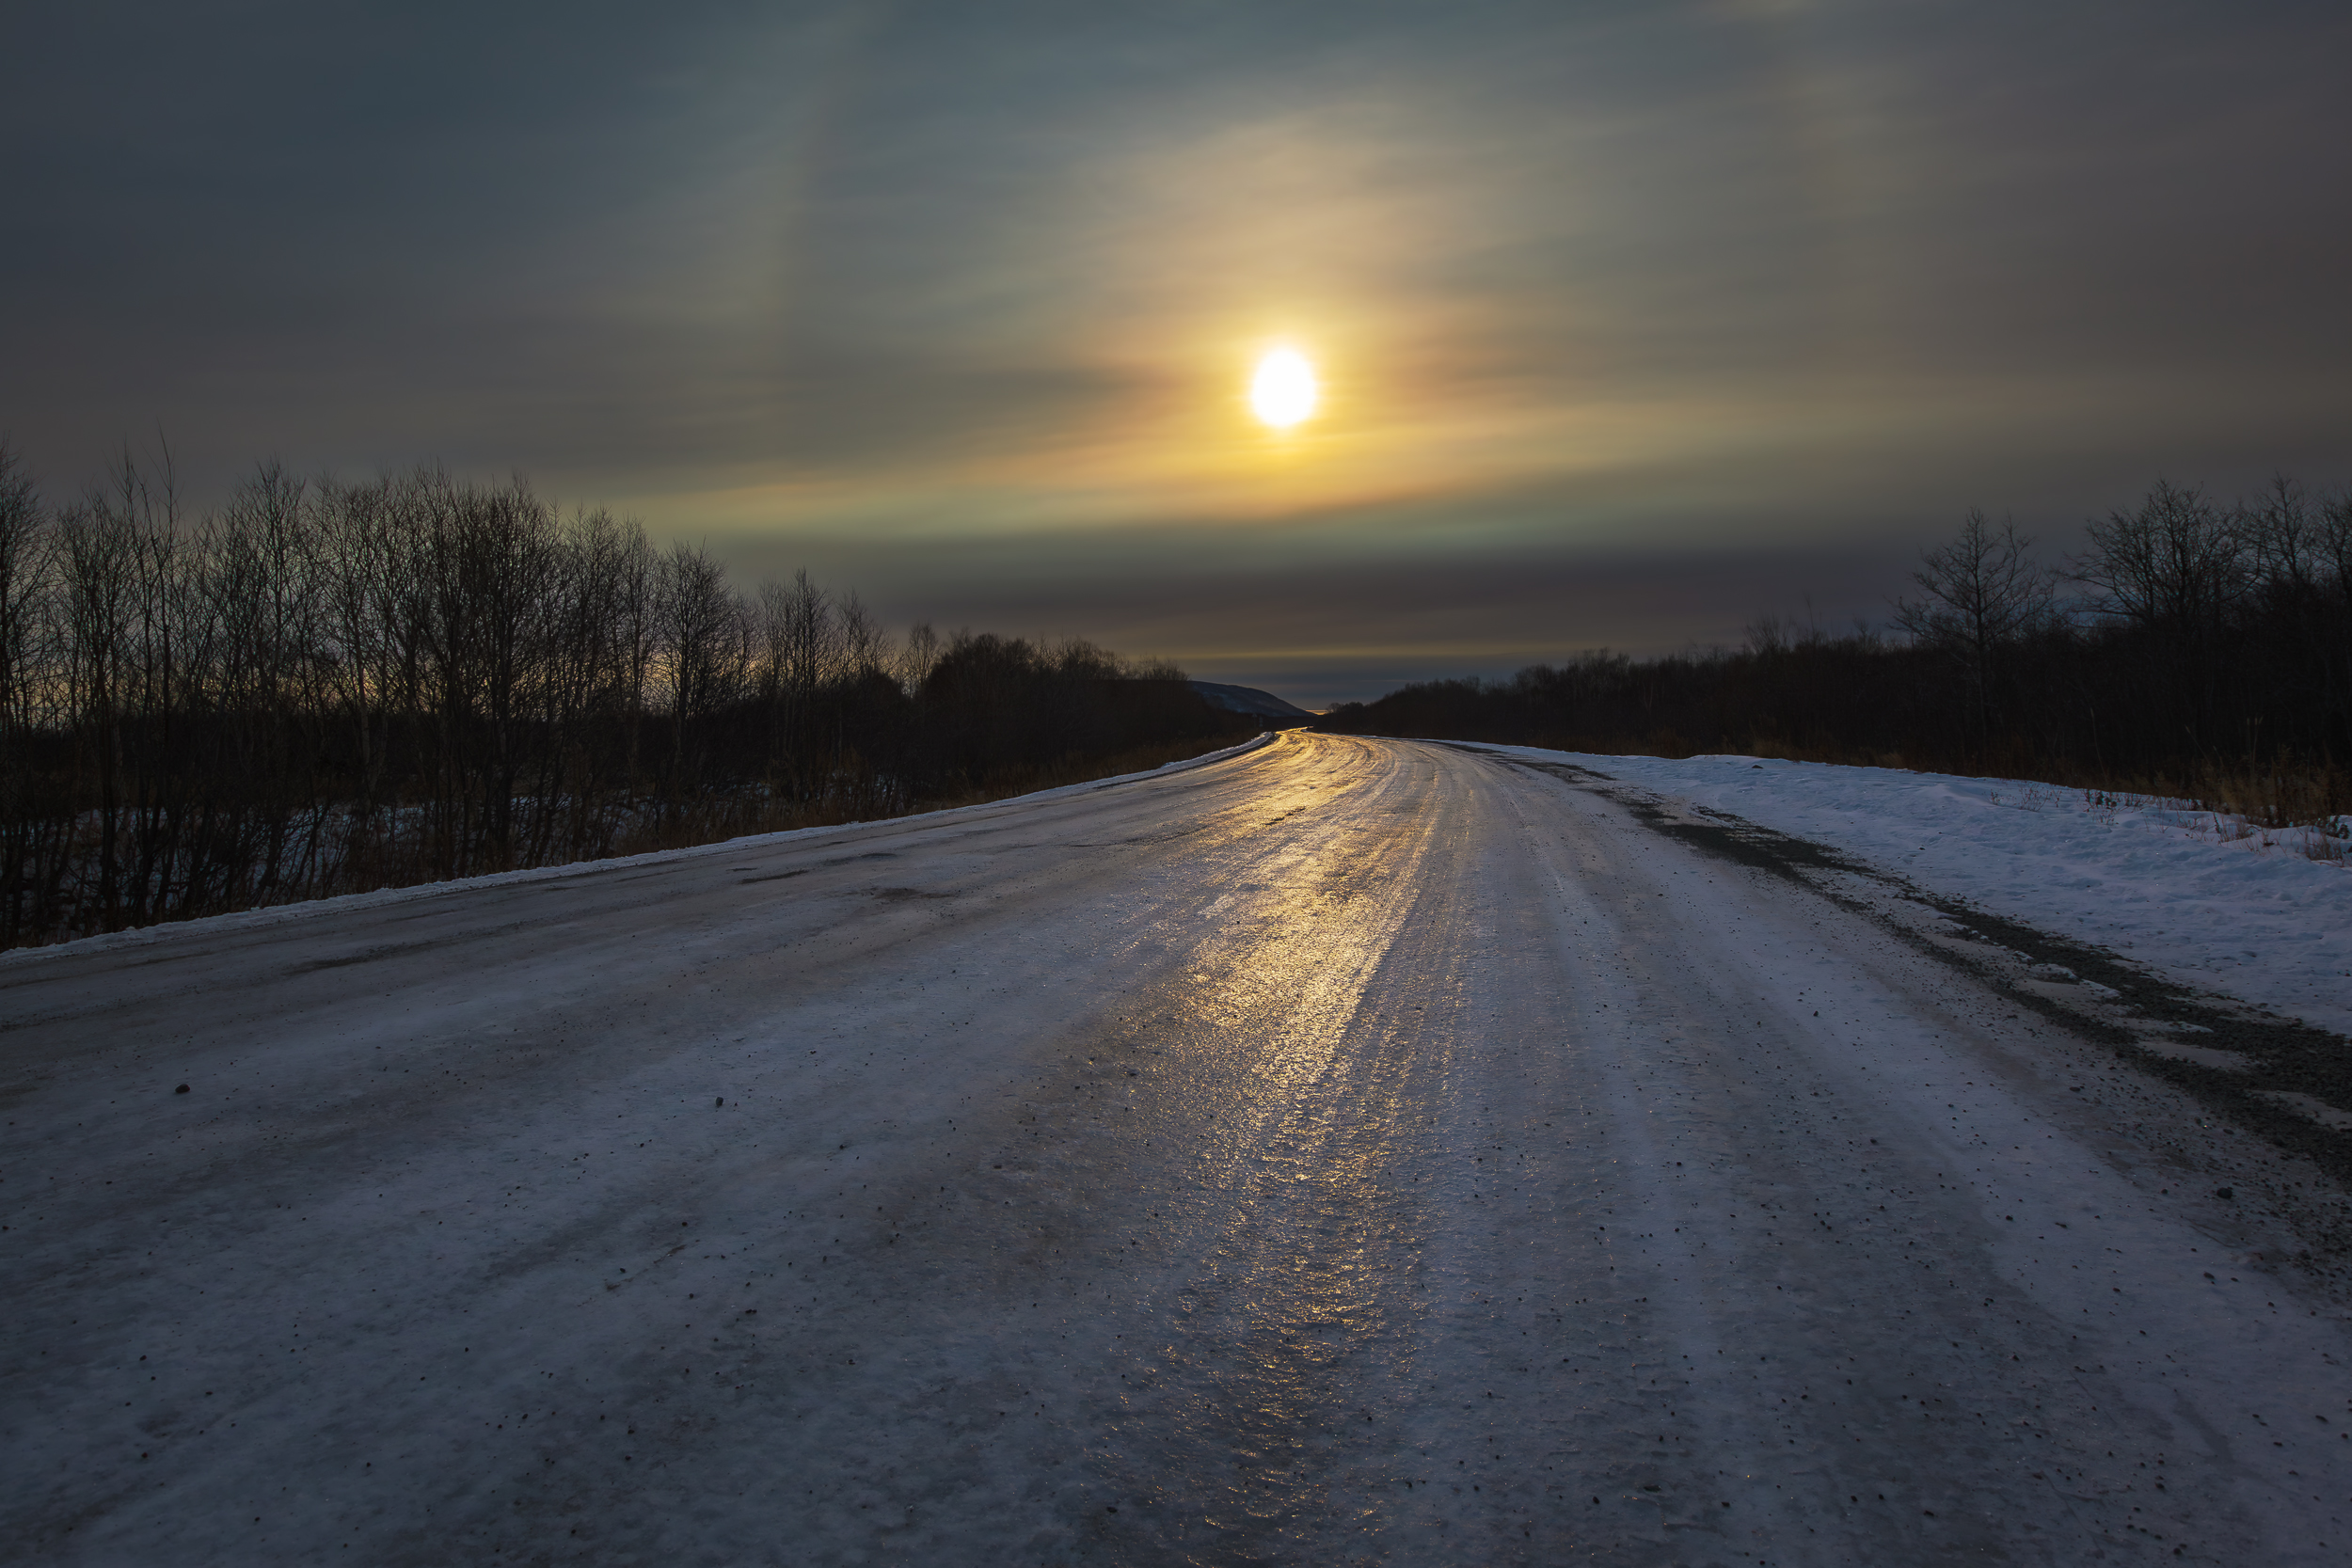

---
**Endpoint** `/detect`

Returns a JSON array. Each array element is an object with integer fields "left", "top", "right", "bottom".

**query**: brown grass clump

[{"left": 2183, "top": 753, "right": 2349, "bottom": 832}]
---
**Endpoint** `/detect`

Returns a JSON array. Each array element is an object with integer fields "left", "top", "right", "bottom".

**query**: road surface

[{"left": 6, "top": 732, "right": 2348, "bottom": 1564}]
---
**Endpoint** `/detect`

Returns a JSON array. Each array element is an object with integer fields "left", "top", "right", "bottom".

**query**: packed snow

[
  {"left": 1493, "top": 747, "right": 2352, "bottom": 1037},
  {"left": 5, "top": 733, "right": 2348, "bottom": 1564}
]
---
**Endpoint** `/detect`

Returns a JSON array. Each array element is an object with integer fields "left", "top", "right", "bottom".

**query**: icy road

[{"left": 7, "top": 733, "right": 2350, "bottom": 1566}]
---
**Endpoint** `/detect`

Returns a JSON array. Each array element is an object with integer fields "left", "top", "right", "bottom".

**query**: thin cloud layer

[{"left": 6, "top": 1, "right": 2348, "bottom": 703}]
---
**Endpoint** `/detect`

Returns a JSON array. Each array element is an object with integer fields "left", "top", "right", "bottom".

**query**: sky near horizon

[{"left": 7, "top": 1, "right": 2349, "bottom": 708}]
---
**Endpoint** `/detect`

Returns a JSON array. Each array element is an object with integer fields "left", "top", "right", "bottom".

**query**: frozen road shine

[{"left": 6, "top": 733, "right": 2348, "bottom": 1564}]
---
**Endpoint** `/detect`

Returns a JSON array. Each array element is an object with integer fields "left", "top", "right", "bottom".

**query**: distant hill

[{"left": 1189, "top": 681, "right": 1316, "bottom": 721}]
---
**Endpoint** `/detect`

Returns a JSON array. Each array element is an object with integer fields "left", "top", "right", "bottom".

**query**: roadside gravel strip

[{"left": 5, "top": 733, "right": 2348, "bottom": 1564}]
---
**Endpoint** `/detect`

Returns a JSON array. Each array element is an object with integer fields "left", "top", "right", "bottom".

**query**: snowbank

[
  {"left": 0, "top": 732, "right": 1275, "bottom": 967},
  {"left": 1487, "top": 745, "right": 2352, "bottom": 1037}
]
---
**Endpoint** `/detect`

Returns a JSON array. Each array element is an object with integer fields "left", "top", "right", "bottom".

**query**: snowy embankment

[
  {"left": 0, "top": 732, "right": 1273, "bottom": 965},
  {"left": 1488, "top": 745, "right": 2352, "bottom": 1037}
]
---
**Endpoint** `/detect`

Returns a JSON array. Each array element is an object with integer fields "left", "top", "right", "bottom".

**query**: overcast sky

[{"left": 7, "top": 1, "right": 2349, "bottom": 705}]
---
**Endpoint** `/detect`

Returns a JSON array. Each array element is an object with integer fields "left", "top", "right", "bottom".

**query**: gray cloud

[{"left": 6, "top": 2, "right": 2348, "bottom": 702}]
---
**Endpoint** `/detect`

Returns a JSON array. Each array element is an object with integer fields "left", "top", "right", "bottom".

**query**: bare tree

[
  {"left": 2242, "top": 475, "right": 2352, "bottom": 764},
  {"left": 2073, "top": 479, "right": 2259, "bottom": 754},
  {"left": 836, "top": 589, "right": 890, "bottom": 680},
  {"left": 897, "top": 621, "right": 941, "bottom": 695},
  {"left": 658, "top": 542, "right": 746, "bottom": 784},
  {"left": 55, "top": 486, "right": 141, "bottom": 927},
  {"left": 768, "top": 567, "right": 837, "bottom": 775},
  {"left": 604, "top": 514, "right": 659, "bottom": 795},
  {"left": 311, "top": 476, "right": 399, "bottom": 832},
  {"left": 0, "top": 441, "right": 55, "bottom": 942},
  {"left": 1894, "top": 509, "right": 2055, "bottom": 744},
  {"left": 0, "top": 441, "right": 46, "bottom": 768},
  {"left": 2322, "top": 488, "right": 2352, "bottom": 607},
  {"left": 2074, "top": 480, "right": 2249, "bottom": 636},
  {"left": 2247, "top": 473, "right": 2324, "bottom": 595},
  {"left": 0, "top": 449, "right": 1249, "bottom": 947}
]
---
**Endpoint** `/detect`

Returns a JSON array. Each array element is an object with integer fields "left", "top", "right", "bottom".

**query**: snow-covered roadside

[
  {"left": 12, "top": 730, "right": 2351, "bottom": 1562},
  {"left": 1482, "top": 744, "right": 2352, "bottom": 1037},
  {"left": 0, "top": 732, "right": 1274, "bottom": 969}
]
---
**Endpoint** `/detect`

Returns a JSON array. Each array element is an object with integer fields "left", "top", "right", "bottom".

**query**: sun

[{"left": 1249, "top": 347, "right": 1319, "bottom": 429}]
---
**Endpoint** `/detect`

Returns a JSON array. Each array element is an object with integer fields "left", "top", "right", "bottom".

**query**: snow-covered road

[{"left": 6, "top": 733, "right": 2348, "bottom": 1565}]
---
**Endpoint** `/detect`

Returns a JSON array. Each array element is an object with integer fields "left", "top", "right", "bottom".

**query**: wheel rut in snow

[
  {"left": 8, "top": 731, "right": 2351, "bottom": 1566},
  {"left": 1469, "top": 743, "right": 2352, "bottom": 1284}
]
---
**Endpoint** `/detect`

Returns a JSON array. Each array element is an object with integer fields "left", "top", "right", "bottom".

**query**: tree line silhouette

[
  {"left": 0, "top": 442, "right": 1248, "bottom": 949},
  {"left": 1322, "top": 476, "right": 2352, "bottom": 828}
]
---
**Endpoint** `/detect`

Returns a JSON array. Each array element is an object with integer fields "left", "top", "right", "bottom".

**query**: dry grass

[
  {"left": 2181, "top": 754, "right": 2350, "bottom": 832},
  {"left": 1533, "top": 728, "right": 2351, "bottom": 866},
  {"left": 2042, "top": 756, "right": 2348, "bottom": 862}
]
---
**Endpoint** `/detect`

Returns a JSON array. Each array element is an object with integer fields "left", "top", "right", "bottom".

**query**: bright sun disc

[{"left": 1249, "top": 348, "right": 1319, "bottom": 429}]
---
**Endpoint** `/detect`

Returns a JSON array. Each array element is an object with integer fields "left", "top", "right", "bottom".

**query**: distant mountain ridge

[{"left": 1189, "top": 681, "right": 1315, "bottom": 721}]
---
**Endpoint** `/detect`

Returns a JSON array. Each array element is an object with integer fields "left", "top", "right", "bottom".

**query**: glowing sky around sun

[
  {"left": 1250, "top": 349, "right": 1319, "bottom": 430},
  {"left": 5, "top": 2, "right": 2349, "bottom": 706}
]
